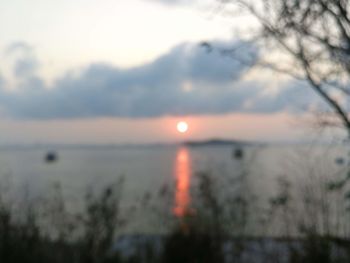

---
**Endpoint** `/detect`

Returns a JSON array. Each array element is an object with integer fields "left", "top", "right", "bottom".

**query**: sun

[{"left": 177, "top": 121, "right": 188, "bottom": 133}]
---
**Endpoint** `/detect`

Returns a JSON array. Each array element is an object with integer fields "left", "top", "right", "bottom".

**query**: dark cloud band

[{"left": 0, "top": 39, "right": 321, "bottom": 120}]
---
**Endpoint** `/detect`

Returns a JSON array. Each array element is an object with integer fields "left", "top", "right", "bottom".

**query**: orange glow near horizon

[
  {"left": 173, "top": 147, "right": 191, "bottom": 217},
  {"left": 3, "top": 113, "right": 308, "bottom": 144}
]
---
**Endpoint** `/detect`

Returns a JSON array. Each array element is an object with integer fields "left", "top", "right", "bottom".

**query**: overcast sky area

[{"left": 0, "top": 0, "right": 331, "bottom": 144}]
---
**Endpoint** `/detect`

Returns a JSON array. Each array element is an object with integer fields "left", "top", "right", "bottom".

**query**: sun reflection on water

[{"left": 173, "top": 147, "right": 191, "bottom": 217}]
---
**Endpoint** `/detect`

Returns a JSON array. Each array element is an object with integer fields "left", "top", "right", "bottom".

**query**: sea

[{"left": 0, "top": 143, "right": 348, "bottom": 235}]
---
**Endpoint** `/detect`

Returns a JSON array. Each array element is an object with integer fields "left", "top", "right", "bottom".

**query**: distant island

[
  {"left": 0, "top": 139, "right": 267, "bottom": 151},
  {"left": 183, "top": 139, "right": 253, "bottom": 147}
]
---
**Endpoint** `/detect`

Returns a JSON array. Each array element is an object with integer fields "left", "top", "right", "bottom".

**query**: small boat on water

[
  {"left": 232, "top": 148, "right": 244, "bottom": 160},
  {"left": 45, "top": 151, "right": 58, "bottom": 163},
  {"left": 335, "top": 157, "right": 345, "bottom": 166}
]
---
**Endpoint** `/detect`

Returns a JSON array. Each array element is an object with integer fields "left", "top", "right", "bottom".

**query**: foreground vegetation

[{"left": 0, "top": 163, "right": 350, "bottom": 263}]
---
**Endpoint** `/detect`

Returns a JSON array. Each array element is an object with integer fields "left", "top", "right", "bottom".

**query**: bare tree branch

[{"left": 218, "top": 0, "right": 350, "bottom": 137}]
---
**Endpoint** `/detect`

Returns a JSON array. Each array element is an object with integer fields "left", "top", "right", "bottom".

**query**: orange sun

[{"left": 177, "top": 121, "right": 188, "bottom": 133}]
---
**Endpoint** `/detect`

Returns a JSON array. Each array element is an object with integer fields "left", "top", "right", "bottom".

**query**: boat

[
  {"left": 232, "top": 148, "right": 244, "bottom": 159},
  {"left": 45, "top": 151, "right": 58, "bottom": 163}
]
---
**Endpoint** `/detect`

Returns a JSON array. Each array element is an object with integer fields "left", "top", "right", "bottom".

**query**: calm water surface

[{"left": 0, "top": 144, "right": 348, "bottom": 234}]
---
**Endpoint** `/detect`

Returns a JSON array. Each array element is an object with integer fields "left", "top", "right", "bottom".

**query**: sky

[{"left": 0, "top": 0, "right": 330, "bottom": 144}]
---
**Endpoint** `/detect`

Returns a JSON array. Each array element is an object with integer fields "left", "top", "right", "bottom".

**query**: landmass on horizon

[{"left": 0, "top": 138, "right": 265, "bottom": 150}]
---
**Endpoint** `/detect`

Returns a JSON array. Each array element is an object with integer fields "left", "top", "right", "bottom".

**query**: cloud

[
  {"left": 4, "top": 42, "right": 40, "bottom": 78},
  {"left": 0, "top": 39, "right": 323, "bottom": 120},
  {"left": 146, "top": 0, "right": 190, "bottom": 6},
  {"left": 5, "top": 42, "right": 33, "bottom": 55},
  {"left": 246, "top": 81, "right": 323, "bottom": 114}
]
